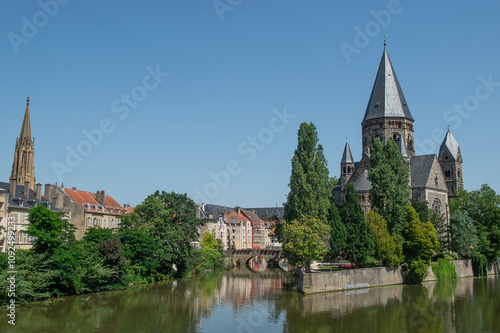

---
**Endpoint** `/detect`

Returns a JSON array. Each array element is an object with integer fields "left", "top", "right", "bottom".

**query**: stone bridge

[{"left": 224, "top": 249, "right": 283, "bottom": 266}]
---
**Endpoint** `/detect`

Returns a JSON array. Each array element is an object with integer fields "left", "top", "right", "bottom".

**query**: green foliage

[
  {"left": 366, "top": 210, "right": 402, "bottom": 266},
  {"left": 431, "top": 258, "right": 457, "bottom": 281},
  {"left": 471, "top": 252, "right": 488, "bottom": 277},
  {"left": 450, "top": 211, "right": 478, "bottom": 258},
  {"left": 339, "top": 184, "right": 372, "bottom": 265},
  {"left": 0, "top": 251, "right": 56, "bottom": 306},
  {"left": 402, "top": 206, "right": 439, "bottom": 284},
  {"left": 411, "top": 199, "right": 449, "bottom": 253},
  {"left": 326, "top": 202, "right": 346, "bottom": 260},
  {"left": 284, "top": 122, "right": 331, "bottom": 225},
  {"left": 198, "top": 232, "right": 224, "bottom": 271},
  {"left": 84, "top": 227, "right": 114, "bottom": 244},
  {"left": 282, "top": 218, "right": 330, "bottom": 272},
  {"left": 450, "top": 184, "right": 500, "bottom": 262},
  {"left": 99, "top": 237, "right": 128, "bottom": 285},
  {"left": 26, "top": 205, "right": 76, "bottom": 254},
  {"left": 368, "top": 138, "right": 411, "bottom": 238}
]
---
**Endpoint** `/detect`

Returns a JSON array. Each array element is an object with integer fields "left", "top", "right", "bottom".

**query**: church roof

[
  {"left": 439, "top": 130, "right": 460, "bottom": 160},
  {"left": 19, "top": 97, "right": 32, "bottom": 140},
  {"left": 362, "top": 47, "right": 414, "bottom": 123},
  {"left": 410, "top": 155, "right": 436, "bottom": 187},
  {"left": 341, "top": 140, "right": 354, "bottom": 164},
  {"left": 353, "top": 170, "right": 372, "bottom": 192}
]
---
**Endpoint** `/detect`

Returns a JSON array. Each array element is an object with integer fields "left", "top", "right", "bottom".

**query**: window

[
  {"left": 16, "top": 231, "right": 21, "bottom": 243},
  {"left": 432, "top": 198, "right": 442, "bottom": 216},
  {"left": 23, "top": 233, "right": 28, "bottom": 243},
  {"left": 435, "top": 175, "right": 439, "bottom": 187},
  {"left": 445, "top": 170, "right": 451, "bottom": 179}
]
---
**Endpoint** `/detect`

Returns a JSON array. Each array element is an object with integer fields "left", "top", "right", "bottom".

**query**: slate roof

[
  {"left": 246, "top": 207, "right": 284, "bottom": 219},
  {"left": 353, "top": 170, "right": 372, "bottom": 192},
  {"left": 439, "top": 130, "right": 460, "bottom": 160},
  {"left": 363, "top": 47, "right": 414, "bottom": 123},
  {"left": 410, "top": 155, "right": 436, "bottom": 187},
  {"left": 0, "top": 181, "right": 58, "bottom": 211},
  {"left": 341, "top": 140, "right": 354, "bottom": 164}
]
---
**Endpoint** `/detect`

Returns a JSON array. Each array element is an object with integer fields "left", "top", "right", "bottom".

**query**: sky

[{"left": 1, "top": 1, "right": 500, "bottom": 208}]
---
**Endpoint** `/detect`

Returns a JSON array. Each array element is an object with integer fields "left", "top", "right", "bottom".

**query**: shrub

[
  {"left": 403, "top": 259, "right": 429, "bottom": 284},
  {"left": 432, "top": 258, "right": 457, "bottom": 281},
  {"left": 471, "top": 252, "right": 488, "bottom": 277}
]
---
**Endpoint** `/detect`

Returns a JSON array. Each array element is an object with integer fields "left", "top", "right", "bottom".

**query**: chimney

[
  {"left": 9, "top": 177, "right": 17, "bottom": 197},
  {"left": 123, "top": 204, "right": 130, "bottom": 209},
  {"left": 36, "top": 183, "right": 42, "bottom": 200},
  {"left": 236, "top": 207, "right": 241, "bottom": 215},
  {"left": 100, "top": 190, "right": 105, "bottom": 205},
  {"left": 44, "top": 183, "right": 51, "bottom": 201},
  {"left": 24, "top": 180, "right": 31, "bottom": 198}
]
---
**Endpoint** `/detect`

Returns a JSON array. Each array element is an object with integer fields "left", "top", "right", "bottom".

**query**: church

[{"left": 334, "top": 45, "right": 464, "bottom": 222}]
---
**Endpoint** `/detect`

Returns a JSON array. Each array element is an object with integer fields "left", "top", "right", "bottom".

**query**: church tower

[
  {"left": 11, "top": 97, "right": 36, "bottom": 190},
  {"left": 339, "top": 138, "right": 355, "bottom": 189},
  {"left": 361, "top": 45, "right": 415, "bottom": 156},
  {"left": 438, "top": 129, "right": 463, "bottom": 197}
]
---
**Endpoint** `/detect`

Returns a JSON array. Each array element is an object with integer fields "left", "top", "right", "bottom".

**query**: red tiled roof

[{"left": 61, "top": 187, "right": 124, "bottom": 214}]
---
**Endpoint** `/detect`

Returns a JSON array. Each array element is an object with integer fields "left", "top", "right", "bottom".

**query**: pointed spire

[
  {"left": 439, "top": 129, "right": 460, "bottom": 160},
  {"left": 362, "top": 47, "right": 414, "bottom": 123},
  {"left": 19, "top": 96, "right": 32, "bottom": 140},
  {"left": 341, "top": 138, "right": 354, "bottom": 164},
  {"left": 398, "top": 131, "right": 409, "bottom": 158}
]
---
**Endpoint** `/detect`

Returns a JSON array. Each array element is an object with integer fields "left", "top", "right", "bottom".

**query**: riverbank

[{"left": 298, "top": 259, "right": 500, "bottom": 294}]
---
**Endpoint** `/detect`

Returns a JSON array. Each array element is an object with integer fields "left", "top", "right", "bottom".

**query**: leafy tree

[
  {"left": 199, "top": 231, "right": 224, "bottom": 270},
  {"left": 26, "top": 205, "right": 76, "bottom": 254},
  {"left": 83, "top": 227, "right": 114, "bottom": 244},
  {"left": 369, "top": 138, "right": 411, "bottom": 238},
  {"left": 402, "top": 206, "right": 439, "bottom": 284},
  {"left": 339, "top": 183, "right": 372, "bottom": 265},
  {"left": 449, "top": 184, "right": 500, "bottom": 262},
  {"left": 99, "top": 237, "right": 127, "bottom": 285},
  {"left": 326, "top": 202, "right": 346, "bottom": 261},
  {"left": 284, "top": 122, "right": 331, "bottom": 225},
  {"left": 411, "top": 199, "right": 449, "bottom": 253},
  {"left": 450, "top": 211, "right": 478, "bottom": 258},
  {"left": 282, "top": 218, "right": 330, "bottom": 272},
  {"left": 366, "top": 210, "right": 402, "bottom": 266}
]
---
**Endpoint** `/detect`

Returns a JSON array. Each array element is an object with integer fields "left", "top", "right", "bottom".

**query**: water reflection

[{"left": 2, "top": 270, "right": 499, "bottom": 333}]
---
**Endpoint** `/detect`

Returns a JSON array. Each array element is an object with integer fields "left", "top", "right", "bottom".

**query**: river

[{"left": 2, "top": 262, "right": 500, "bottom": 332}]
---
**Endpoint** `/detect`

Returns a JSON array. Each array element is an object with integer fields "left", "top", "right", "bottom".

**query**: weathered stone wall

[{"left": 298, "top": 260, "right": 500, "bottom": 294}]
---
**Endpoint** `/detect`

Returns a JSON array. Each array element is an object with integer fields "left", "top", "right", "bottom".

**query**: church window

[
  {"left": 435, "top": 175, "right": 439, "bottom": 187},
  {"left": 343, "top": 166, "right": 346, "bottom": 173},
  {"left": 432, "top": 198, "right": 442, "bottom": 216},
  {"left": 445, "top": 170, "right": 451, "bottom": 178},
  {"left": 457, "top": 169, "right": 461, "bottom": 178}
]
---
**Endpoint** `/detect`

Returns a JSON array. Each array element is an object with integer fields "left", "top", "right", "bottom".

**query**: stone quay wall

[{"left": 298, "top": 259, "right": 500, "bottom": 294}]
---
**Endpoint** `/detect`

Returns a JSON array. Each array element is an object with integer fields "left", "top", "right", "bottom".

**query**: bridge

[{"left": 224, "top": 249, "right": 283, "bottom": 267}]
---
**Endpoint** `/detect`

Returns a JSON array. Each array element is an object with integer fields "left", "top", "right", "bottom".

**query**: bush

[
  {"left": 403, "top": 260, "right": 429, "bottom": 284},
  {"left": 432, "top": 258, "right": 457, "bottom": 281},
  {"left": 471, "top": 252, "right": 488, "bottom": 277}
]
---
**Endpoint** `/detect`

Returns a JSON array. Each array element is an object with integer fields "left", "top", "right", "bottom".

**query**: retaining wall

[{"left": 298, "top": 259, "right": 500, "bottom": 294}]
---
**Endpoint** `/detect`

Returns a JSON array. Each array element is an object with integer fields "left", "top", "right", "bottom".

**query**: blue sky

[{"left": 1, "top": 1, "right": 500, "bottom": 207}]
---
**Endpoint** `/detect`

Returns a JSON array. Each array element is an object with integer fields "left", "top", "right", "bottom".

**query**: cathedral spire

[
  {"left": 19, "top": 96, "right": 32, "bottom": 141},
  {"left": 341, "top": 138, "right": 354, "bottom": 164},
  {"left": 362, "top": 47, "right": 414, "bottom": 123}
]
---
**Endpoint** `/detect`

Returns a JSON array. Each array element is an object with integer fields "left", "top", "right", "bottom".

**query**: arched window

[
  {"left": 432, "top": 198, "right": 442, "bottom": 216},
  {"left": 343, "top": 166, "right": 346, "bottom": 173},
  {"left": 445, "top": 170, "right": 451, "bottom": 178}
]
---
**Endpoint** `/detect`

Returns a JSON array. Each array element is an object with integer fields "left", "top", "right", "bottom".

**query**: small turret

[{"left": 438, "top": 129, "right": 463, "bottom": 197}]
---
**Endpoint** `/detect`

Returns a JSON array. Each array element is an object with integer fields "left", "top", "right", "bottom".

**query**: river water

[{"left": 2, "top": 263, "right": 500, "bottom": 333}]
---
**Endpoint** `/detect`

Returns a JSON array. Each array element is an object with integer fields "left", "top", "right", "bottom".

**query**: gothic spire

[
  {"left": 19, "top": 96, "right": 32, "bottom": 141},
  {"left": 439, "top": 129, "right": 461, "bottom": 160},
  {"left": 341, "top": 138, "right": 354, "bottom": 164},
  {"left": 362, "top": 47, "right": 414, "bottom": 123}
]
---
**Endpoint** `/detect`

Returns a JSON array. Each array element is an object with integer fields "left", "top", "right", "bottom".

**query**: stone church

[{"left": 334, "top": 45, "right": 463, "bottom": 222}]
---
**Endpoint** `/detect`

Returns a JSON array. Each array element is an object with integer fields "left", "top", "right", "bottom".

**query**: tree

[
  {"left": 368, "top": 138, "right": 411, "bottom": 238},
  {"left": 411, "top": 199, "right": 449, "bottom": 253},
  {"left": 281, "top": 218, "right": 330, "bottom": 272},
  {"left": 198, "top": 232, "right": 224, "bottom": 271},
  {"left": 283, "top": 122, "right": 331, "bottom": 224},
  {"left": 401, "top": 206, "right": 438, "bottom": 284},
  {"left": 326, "top": 202, "right": 346, "bottom": 261},
  {"left": 450, "top": 184, "right": 500, "bottom": 262},
  {"left": 366, "top": 210, "right": 402, "bottom": 266},
  {"left": 339, "top": 183, "right": 372, "bottom": 265},
  {"left": 450, "top": 211, "right": 478, "bottom": 258},
  {"left": 26, "top": 205, "right": 76, "bottom": 254}
]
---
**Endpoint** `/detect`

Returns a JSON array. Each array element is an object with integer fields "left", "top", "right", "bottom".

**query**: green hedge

[{"left": 431, "top": 258, "right": 457, "bottom": 281}]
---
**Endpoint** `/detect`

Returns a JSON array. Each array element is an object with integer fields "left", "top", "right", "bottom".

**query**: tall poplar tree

[
  {"left": 283, "top": 122, "right": 330, "bottom": 224},
  {"left": 368, "top": 138, "right": 411, "bottom": 238},
  {"left": 339, "top": 183, "right": 372, "bottom": 265}
]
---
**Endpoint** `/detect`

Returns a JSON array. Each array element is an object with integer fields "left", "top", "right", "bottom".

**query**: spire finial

[
  {"left": 346, "top": 136, "right": 348, "bottom": 143},
  {"left": 26, "top": 96, "right": 30, "bottom": 105},
  {"left": 383, "top": 35, "right": 387, "bottom": 47}
]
